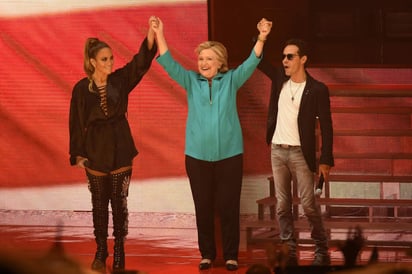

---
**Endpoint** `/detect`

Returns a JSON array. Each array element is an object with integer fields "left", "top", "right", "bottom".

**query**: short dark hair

[{"left": 284, "top": 38, "right": 309, "bottom": 58}]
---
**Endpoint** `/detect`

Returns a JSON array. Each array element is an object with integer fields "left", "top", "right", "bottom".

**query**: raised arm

[
  {"left": 254, "top": 18, "right": 272, "bottom": 58},
  {"left": 147, "top": 16, "right": 157, "bottom": 50},
  {"left": 150, "top": 16, "right": 168, "bottom": 55}
]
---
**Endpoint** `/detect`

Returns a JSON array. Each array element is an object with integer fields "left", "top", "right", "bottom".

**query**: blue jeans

[{"left": 271, "top": 144, "right": 328, "bottom": 255}]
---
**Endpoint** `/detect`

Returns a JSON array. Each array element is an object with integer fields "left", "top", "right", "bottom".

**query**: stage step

[{"left": 243, "top": 219, "right": 412, "bottom": 247}]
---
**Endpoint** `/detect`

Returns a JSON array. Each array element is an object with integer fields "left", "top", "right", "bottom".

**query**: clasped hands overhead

[{"left": 148, "top": 16, "right": 273, "bottom": 38}]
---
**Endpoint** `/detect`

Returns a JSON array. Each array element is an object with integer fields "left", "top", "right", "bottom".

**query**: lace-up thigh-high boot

[
  {"left": 110, "top": 169, "right": 131, "bottom": 272},
  {"left": 87, "top": 171, "right": 110, "bottom": 273}
]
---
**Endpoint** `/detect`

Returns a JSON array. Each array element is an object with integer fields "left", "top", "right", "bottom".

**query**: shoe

[
  {"left": 225, "top": 260, "right": 238, "bottom": 271},
  {"left": 91, "top": 258, "right": 106, "bottom": 273},
  {"left": 199, "top": 258, "right": 212, "bottom": 270},
  {"left": 312, "top": 254, "right": 331, "bottom": 266},
  {"left": 91, "top": 241, "right": 108, "bottom": 273}
]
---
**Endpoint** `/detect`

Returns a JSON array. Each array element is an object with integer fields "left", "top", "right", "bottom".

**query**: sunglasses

[{"left": 282, "top": 53, "right": 299, "bottom": 61}]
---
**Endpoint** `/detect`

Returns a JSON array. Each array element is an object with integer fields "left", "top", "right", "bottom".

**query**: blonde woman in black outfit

[{"left": 69, "top": 16, "right": 157, "bottom": 272}]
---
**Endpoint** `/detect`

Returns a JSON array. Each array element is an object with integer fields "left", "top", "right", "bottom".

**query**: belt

[{"left": 276, "top": 144, "right": 300, "bottom": 149}]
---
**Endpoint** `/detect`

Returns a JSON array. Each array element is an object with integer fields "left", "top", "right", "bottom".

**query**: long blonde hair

[{"left": 195, "top": 41, "right": 228, "bottom": 73}]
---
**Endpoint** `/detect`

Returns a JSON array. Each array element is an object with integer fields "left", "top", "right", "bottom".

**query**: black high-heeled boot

[
  {"left": 110, "top": 170, "right": 131, "bottom": 271},
  {"left": 113, "top": 237, "right": 125, "bottom": 271},
  {"left": 91, "top": 239, "right": 109, "bottom": 272},
  {"left": 87, "top": 171, "right": 110, "bottom": 273}
]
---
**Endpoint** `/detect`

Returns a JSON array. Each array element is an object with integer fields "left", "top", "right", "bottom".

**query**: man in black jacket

[{"left": 258, "top": 39, "right": 334, "bottom": 266}]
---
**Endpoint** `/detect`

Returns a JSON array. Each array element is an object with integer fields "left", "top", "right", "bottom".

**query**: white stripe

[
  {"left": 0, "top": 175, "right": 269, "bottom": 214},
  {"left": 0, "top": 0, "right": 204, "bottom": 17}
]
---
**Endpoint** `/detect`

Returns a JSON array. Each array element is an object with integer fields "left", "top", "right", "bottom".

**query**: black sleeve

[
  {"left": 69, "top": 82, "right": 86, "bottom": 165},
  {"left": 117, "top": 37, "right": 158, "bottom": 93},
  {"left": 257, "top": 54, "right": 278, "bottom": 80},
  {"left": 317, "top": 83, "right": 335, "bottom": 167}
]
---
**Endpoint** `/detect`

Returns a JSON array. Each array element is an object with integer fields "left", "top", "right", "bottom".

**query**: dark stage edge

[{"left": 1, "top": 210, "right": 411, "bottom": 274}]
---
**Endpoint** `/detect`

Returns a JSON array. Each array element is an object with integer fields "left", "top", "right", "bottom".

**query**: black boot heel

[
  {"left": 87, "top": 172, "right": 110, "bottom": 274},
  {"left": 91, "top": 245, "right": 108, "bottom": 273},
  {"left": 111, "top": 170, "right": 131, "bottom": 272},
  {"left": 113, "top": 239, "right": 125, "bottom": 271}
]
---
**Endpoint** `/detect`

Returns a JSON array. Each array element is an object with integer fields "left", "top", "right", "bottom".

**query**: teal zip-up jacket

[{"left": 157, "top": 49, "right": 261, "bottom": 161}]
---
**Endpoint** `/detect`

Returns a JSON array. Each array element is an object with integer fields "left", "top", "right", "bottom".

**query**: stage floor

[{"left": 1, "top": 210, "right": 412, "bottom": 274}]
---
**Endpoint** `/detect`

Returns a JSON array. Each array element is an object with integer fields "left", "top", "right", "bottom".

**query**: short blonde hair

[{"left": 195, "top": 41, "right": 228, "bottom": 73}]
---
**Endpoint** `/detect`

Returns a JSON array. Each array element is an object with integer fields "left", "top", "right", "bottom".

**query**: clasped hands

[
  {"left": 148, "top": 16, "right": 272, "bottom": 40},
  {"left": 257, "top": 18, "right": 272, "bottom": 41},
  {"left": 149, "top": 15, "right": 162, "bottom": 33}
]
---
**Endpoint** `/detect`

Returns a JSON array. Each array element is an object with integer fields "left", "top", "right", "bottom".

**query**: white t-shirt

[{"left": 272, "top": 79, "right": 306, "bottom": 146}]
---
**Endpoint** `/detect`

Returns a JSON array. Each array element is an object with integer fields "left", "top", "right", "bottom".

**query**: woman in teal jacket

[{"left": 151, "top": 17, "right": 272, "bottom": 271}]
